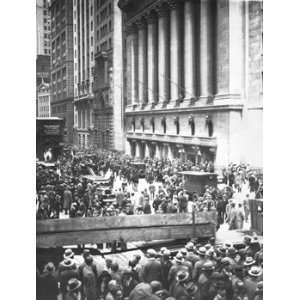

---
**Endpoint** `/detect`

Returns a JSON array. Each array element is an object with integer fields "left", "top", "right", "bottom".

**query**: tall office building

[
  {"left": 93, "top": 0, "right": 124, "bottom": 151},
  {"left": 37, "top": 0, "right": 51, "bottom": 55},
  {"left": 73, "top": 0, "right": 124, "bottom": 151},
  {"left": 118, "top": 0, "right": 263, "bottom": 169},
  {"left": 49, "top": 0, "right": 74, "bottom": 144},
  {"left": 73, "top": 0, "right": 96, "bottom": 149}
]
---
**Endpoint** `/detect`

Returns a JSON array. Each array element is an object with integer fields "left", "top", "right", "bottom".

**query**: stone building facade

[
  {"left": 49, "top": 0, "right": 74, "bottom": 144},
  {"left": 72, "top": 0, "right": 96, "bottom": 149},
  {"left": 118, "top": 0, "right": 263, "bottom": 169},
  {"left": 93, "top": 0, "right": 124, "bottom": 151},
  {"left": 37, "top": 0, "right": 51, "bottom": 56},
  {"left": 72, "top": 0, "right": 123, "bottom": 151},
  {"left": 37, "top": 80, "right": 51, "bottom": 118}
]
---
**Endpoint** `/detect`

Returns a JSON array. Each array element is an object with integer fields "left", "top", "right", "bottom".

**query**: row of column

[
  {"left": 131, "top": 141, "right": 175, "bottom": 160},
  {"left": 126, "top": 0, "right": 214, "bottom": 106}
]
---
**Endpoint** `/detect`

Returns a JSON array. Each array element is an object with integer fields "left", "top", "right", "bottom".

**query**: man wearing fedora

[
  {"left": 171, "top": 270, "right": 189, "bottom": 300},
  {"left": 192, "top": 247, "right": 208, "bottom": 282},
  {"left": 121, "top": 267, "right": 139, "bottom": 298},
  {"left": 58, "top": 255, "right": 79, "bottom": 300},
  {"left": 40, "top": 262, "right": 59, "bottom": 300},
  {"left": 185, "top": 242, "right": 200, "bottom": 267},
  {"left": 65, "top": 278, "right": 82, "bottom": 300},
  {"left": 243, "top": 266, "right": 263, "bottom": 300},
  {"left": 168, "top": 253, "right": 190, "bottom": 294},
  {"left": 160, "top": 249, "right": 173, "bottom": 291},
  {"left": 78, "top": 253, "right": 98, "bottom": 300}
]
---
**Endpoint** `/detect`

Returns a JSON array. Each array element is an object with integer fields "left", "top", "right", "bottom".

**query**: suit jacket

[{"left": 140, "top": 258, "right": 162, "bottom": 283}]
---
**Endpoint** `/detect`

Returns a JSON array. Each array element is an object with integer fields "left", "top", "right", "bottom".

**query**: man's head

[
  {"left": 105, "top": 257, "right": 113, "bottom": 268},
  {"left": 111, "top": 261, "right": 119, "bottom": 272}
]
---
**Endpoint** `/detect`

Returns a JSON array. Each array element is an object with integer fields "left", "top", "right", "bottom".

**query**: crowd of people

[
  {"left": 36, "top": 147, "right": 263, "bottom": 229},
  {"left": 37, "top": 235, "right": 263, "bottom": 300}
]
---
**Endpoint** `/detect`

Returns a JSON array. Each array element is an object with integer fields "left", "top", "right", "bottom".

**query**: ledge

[
  {"left": 126, "top": 132, "right": 217, "bottom": 147},
  {"left": 125, "top": 103, "right": 243, "bottom": 116}
]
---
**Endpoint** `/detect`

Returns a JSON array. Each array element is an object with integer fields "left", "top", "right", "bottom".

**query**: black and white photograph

[{"left": 35, "top": 0, "right": 264, "bottom": 299}]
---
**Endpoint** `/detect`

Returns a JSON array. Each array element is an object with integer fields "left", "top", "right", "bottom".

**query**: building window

[
  {"left": 91, "top": 21, "right": 93, "bottom": 31},
  {"left": 161, "top": 117, "right": 166, "bottom": 134},
  {"left": 188, "top": 116, "right": 195, "bottom": 136},
  {"left": 140, "top": 118, "right": 145, "bottom": 132},
  {"left": 150, "top": 118, "right": 155, "bottom": 133},
  {"left": 91, "top": 36, "right": 93, "bottom": 46},
  {"left": 206, "top": 119, "right": 214, "bottom": 137},
  {"left": 174, "top": 117, "right": 180, "bottom": 135},
  {"left": 131, "top": 119, "right": 135, "bottom": 132},
  {"left": 91, "top": 5, "right": 93, "bottom": 16}
]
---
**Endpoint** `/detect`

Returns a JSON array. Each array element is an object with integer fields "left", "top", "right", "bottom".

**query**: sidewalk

[{"left": 216, "top": 222, "right": 263, "bottom": 245}]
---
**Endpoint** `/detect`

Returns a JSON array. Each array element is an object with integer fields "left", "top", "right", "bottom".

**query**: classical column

[
  {"left": 145, "top": 143, "right": 150, "bottom": 158},
  {"left": 199, "top": 0, "right": 214, "bottom": 99},
  {"left": 136, "top": 142, "right": 141, "bottom": 159},
  {"left": 157, "top": 5, "right": 170, "bottom": 104},
  {"left": 168, "top": 0, "right": 181, "bottom": 102},
  {"left": 137, "top": 19, "right": 148, "bottom": 105},
  {"left": 183, "top": 0, "right": 196, "bottom": 100},
  {"left": 216, "top": 0, "right": 244, "bottom": 98},
  {"left": 146, "top": 12, "right": 158, "bottom": 105},
  {"left": 168, "top": 144, "right": 174, "bottom": 160},
  {"left": 125, "top": 25, "right": 133, "bottom": 106},
  {"left": 128, "top": 24, "right": 139, "bottom": 105}
]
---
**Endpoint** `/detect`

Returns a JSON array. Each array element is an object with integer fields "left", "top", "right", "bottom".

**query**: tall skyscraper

[
  {"left": 73, "top": 0, "right": 96, "bottom": 149},
  {"left": 36, "top": 0, "right": 51, "bottom": 55},
  {"left": 73, "top": 0, "right": 124, "bottom": 151},
  {"left": 93, "top": 0, "right": 124, "bottom": 151},
  {"left": 49, "top": 0, "right": 74, "bottom": 144}
]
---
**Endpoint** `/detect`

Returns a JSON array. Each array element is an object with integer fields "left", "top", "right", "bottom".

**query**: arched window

[
  {"left": 161, "top": 117, "right": 166, "bottom": 134},
  {"left": 174, "top": 116, "right": 180, "bottom": 135},
  {"left": 131, "top": 118, "right": 135, "bottom": 132},
  {"left": 206, "top": 117, "right": 213, "bottom": 137},
  {"left": 188, "top": 115, "right": 195, "bottom": 136},
  {"left": 150, "top": 117, "right": 155, "bottom": 133},
  {"left": 140, "top": 118, "right": 145, "bottom": 132},
  {"left": 208, "top": 120, "right": 213, "bottom": 137}
]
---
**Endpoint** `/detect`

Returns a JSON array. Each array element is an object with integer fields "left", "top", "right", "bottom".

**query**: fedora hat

[
  {"left": 67, "top": 278, "right": 81, "bottom": 292},
  {"left": 180, "top": 248, "right": 187, "bottom": 256},
  {"left": 198, "top": 247, "right": 206, "bottom": 256},
  {"left": 82, "top": 249, "right": 90, "bottom": 258},
  {"left": 176, "top": 271, "right": 189, "bottom": 283},
  {"left": 235, "top": 280, "right": 245, "bottom": 289},
  {"left": 44, "top": 262, "right": 55, "bottom": 273},
  {"left": 146, "top": 249, "right": 157, "bottom": 258},
  {"left": 61, "top": 258, "right": 76, "bottom": 269},
  {"left": 64, "top": 248, "right": 74, "bottom": 259},
  {"left": 174, "top": 253, "right": 184, "bottom": 263},
  {"left": 185, "top": 242, "right": 195, "bottom": 251},
  {"left": 160, "top": 247, "right": 168, "bottom": 255},
  {"left": 248, "top": 266, "right": 263, "bottom": 277},
  {"left": 244, "top": 256, "right": 256, "bottom": 266},
  {"left": 162, "top": 249, "right": 171, "bottom": 257},
  {"left": 204, "top": 243, "right": 211, "bottom": 250}
]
